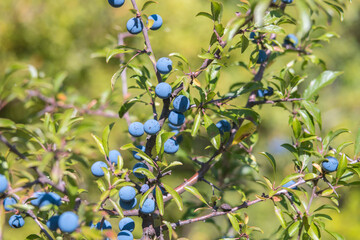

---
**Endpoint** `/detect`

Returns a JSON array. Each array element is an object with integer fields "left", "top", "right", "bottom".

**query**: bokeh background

[{"left": 0, "top": 0, "right": 359, "bottom": 239}]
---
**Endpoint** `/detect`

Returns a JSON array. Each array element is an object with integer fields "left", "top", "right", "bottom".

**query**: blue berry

[
  {"left": 281, "top": 0, "right": 293, "bottom": 3},
  {"left": 322, "top": 156, "right": 339, "bottom": 173},
  {"left": 117, "top": 230, "right": 134, "bottom": 240},
  {"left": 257, "top": 50, "right": 267, "bottom": 64},
  {"left": 46, "top": 215, "right": 60, "bottom": 231},
  {"left": 91, "top": 161, "right": 108, "bottom": 177},
  {"left": 126, "top": 17, "right": 143, "bottom": 35},
  {"left": 282, "top": 180, "right": 298, "bottom": 190},
  {"left": 140, "top": 184, "right": 150, "bottom": 194},
  {"left": 263, "top": 87, "right": 274, "bottom": 96},
  {"left": 156, "top": 57, "right": 173, "bottom": 74},
  {"left": 0, "top": 174, "right": 8, "bottom": 193},
  {"left": 39, "top": 192, "right": 62, "bottom": 208},
  {"left": 119, "top": 198, "right": 137, "bottom": 210},
  {"left": 284, "top": 34, "right": 298, "bottom": 47},
  {"left": 172, "top": 130, "right": 183, "bottom": 143},
  {"left": 257, "top": 89, "right": 265, "bottom": 98},
  {"left": 140, "top": 198, "right": 156, "bottom": 214},
  {"left": 148, "top": 14, "right": 163, "bottom": 30},
  {"left": 133, "top": 162, "right": 149, "bottom": 179},
  {"left": 249, "top": 32, "right": 257, "bottom": 44},
  {"left": 128, "top": 122, "right": 144, "bottom": 137},
  {"left": 58, "top": 211, "right": 79, "bottom": 233},
  {"left": 164, "top": 138, "right": 179, "bottom": 154},
  {"left": 30, "top": 192, "right": 45, "bottom": 206},
  {"left": 119, "top": 217, "right": 135, "bottom": 232},
  {"left": 155, "top": 82, "right": 172, "bottom": 99},
  {"left": 108, "top": 0, "right": 125, "bottom": 7},
  {"left": 8, "top": 214, "right": 25, "bottom": 228},
  {"left": 172, "top": 95, "right": 190, "bottom": 113},
  {"left": 168, "top": 123, "right": 181, "bottom": 130},
  {"left": 109, "top": 150, "right": 121, "bottom": 166},
  {"left": 119, "top": 186, "right": 136, "bottom": 202},
  {"left": 3, "top": 197, "right": 17, "bottom": 211},
  {"left": 144, "top": 119, "right": 161, "bottom": 135},
  {"left": 30, "top": 192, "right": 62, "bottom": 208},
  {"left": 132, "top": 145, "right": 145, "bottom": 161},
  {"left": 168, "top": 111, "right": 185, "bottom": 126},
  {"left": 216, "top": 120, "right": 231, "bottom": 135},
  {"left": 91, "top": 220, "right": 112, "bottom": 230}
]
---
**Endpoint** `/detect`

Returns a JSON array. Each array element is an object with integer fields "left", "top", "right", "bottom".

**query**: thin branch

[
  {"left": 27, "top": 210, "right": 54, "bottom": 240},
  {"left": 27, "top": 90, "right": 118, "bottom": 118}
]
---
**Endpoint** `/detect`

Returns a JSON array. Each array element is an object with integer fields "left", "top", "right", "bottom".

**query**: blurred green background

[{"left": 1, "top": 0, "right": 359, "bottom": 239}]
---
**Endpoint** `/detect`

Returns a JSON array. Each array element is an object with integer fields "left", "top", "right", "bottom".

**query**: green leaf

[
  {"left": 198, "top": 52, "right": 215, "bottom": 60},
  {"left": 296, "top": 0, "right": 311, "bottom": 37},
  {"left": 163, "top": 221, "right": 173, "bottom": 240},
  {"left": 355, "top": 128, "right": 360, "bottom": 157},
  {"left": 106, "top": 48, "right": 134, "bottom": 63},
  {"left": 102, "top": 122, "right": 115, "bottom": 158},
  {"left": 169, "top": 52, "right": 189, "bottom": 65},
  {"left": 325, "top": 229, "right": 344, "bottom": 240},
  {"left": 0, "top": 118, "right": 16, "bottom": 129},
  {"left": 298, "top": 110, "right": 315, "bottom": 134},
  {"left": 280, "top": 173, "right": 304, "bottom": 187},
  {"left": 162, "top": 161, "right": 183, "bottom": 172},
  {"left": 288, "top": 221, "right": 301, "bottom": 237},
  {"left": 322, "top": 128, "right": 349, "bottom": 151},
  {"left": 260, "top": 152, "right": 276, "bottom": 174},
  {"left": 196, "top": 12, "right": 213, "bottom": 20},
  {"left": 12, "top": 204, "right": 34, "bottom": 211},
  {"left": 155, "top": 186, "right": 164, "bottom": 216},
  {"left": 91, "top": 134, "right": 106, "bottom": 156},
  {"left": 141, "top": 0, "right": 158, "bottom": 11},
  {"left": 109, "top": 198, "right": 124, "bottom": 218},
  {"left": 257, "top": 25, "right": 284, "bottom": 33},
  {"left": 307, "top": 223, "right": 320, "bottom": 240},
  {"left": 184, "top": 186, "right": 208, "bottom": 205},
  {"left": 111, "top": 67, "right": 126, "bottom": 90},
  {"left": 274, "top": 206, "right": 287, "bottom": 229},
  {"left": 304, "top": 173, "right": 318, "bottom": 180},
  {"left": 134, "top": 168, "right": 156, "bottom": 180},
  {"left": 191, "top": 111, "right": 202, "bottom": 137},
  {"left": 162, "top": 183, "right": 183, "bottom": 211},
  {"left": 203, "top": 114, "right": 221, "bottom": 149},
  {"left": 241, "top": 35, "right": 249, "bottom": 54},
  {"left": 140, "top": 186, "right": 154, "bottom": 208},
  {"left": 314, "top": 204, "right": 340, "bottom": 213},
  {"left": 227, "top": 213, "right": 240, "bottom": 233},
  {"left": 302, "top": 101, "right": 322, "bottom": 129},
  {"left": 336, "top": 154, "right": 347, "bottom": 181},
  {"left": 211, "top": 1, "right": 223, "bottom": 23},
  {"left": 121, "top": 143, "right": 156, "bottom": 168},
  {"left": 303, "top": 71, "right": 342, "bottom": 100},
  {"left": 292, "top": 118, "right": 301, "bottom": 139},
  {"left": 254, "top": 0, "right": 268, "bottom": 27}
]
